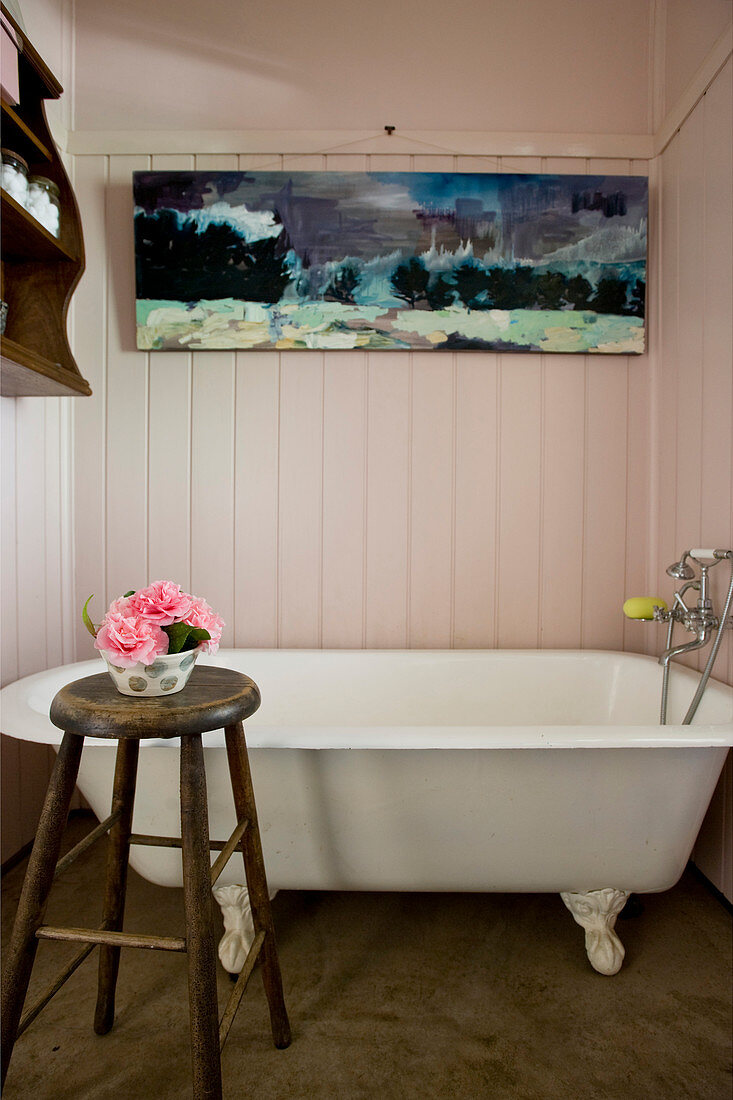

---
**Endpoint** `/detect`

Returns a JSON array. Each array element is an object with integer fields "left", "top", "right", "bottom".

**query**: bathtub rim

[{"left": 1, "top": 649, "right": 731, "bottom": 750}]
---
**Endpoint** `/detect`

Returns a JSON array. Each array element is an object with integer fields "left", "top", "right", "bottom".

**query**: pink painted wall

[
  {"left": 71, "top": 0, "right": 651, "bottom": 135},
  {"left": 663, "top": 0, "right": 732, "bottom": 118},
  {"left": 655, "top": 56, "right": 732, "bottom": 899}
]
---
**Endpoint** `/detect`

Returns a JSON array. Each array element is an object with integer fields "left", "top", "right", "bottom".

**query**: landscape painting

[{"left": 133, "top": 170, "right": 647, "bottom": 354}]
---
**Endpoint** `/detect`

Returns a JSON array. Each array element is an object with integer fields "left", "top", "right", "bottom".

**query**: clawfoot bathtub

[{"left": 1, "top": 649, "right": 731, "bottom": 976}]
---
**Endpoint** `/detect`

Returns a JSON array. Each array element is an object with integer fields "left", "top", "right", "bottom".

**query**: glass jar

[
  {"left": 27, "top": 175, "right": 61, "bottom": 237},
  {"left": 1, "top": 148, "right": 29, "bottom": 207}
]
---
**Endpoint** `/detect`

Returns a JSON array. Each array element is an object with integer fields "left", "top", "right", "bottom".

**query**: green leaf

[
  {"left": 163, "top": 623, "right": 211, "bottom": 654},
  {"left": 82, "top": 594, "right": 98, "bottom": 638},
  {"left": 123, "top": 590, "right": 136, "bottom": 598}
]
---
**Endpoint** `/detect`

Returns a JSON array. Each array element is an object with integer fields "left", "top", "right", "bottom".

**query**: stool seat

[{"left": 49, "top": 666, "right": 260, "bottom": 739}]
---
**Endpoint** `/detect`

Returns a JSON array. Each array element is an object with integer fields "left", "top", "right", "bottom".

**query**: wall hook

[{"left": 384, "top": 125, "right": 395, "bottom": 136}]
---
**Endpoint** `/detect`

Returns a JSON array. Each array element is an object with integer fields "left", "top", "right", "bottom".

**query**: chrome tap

[
  {"left": 656, "top": 549, "right": 733, "bottom": 723},
  {"left": 624, "top": 548, "right": 733, "bottom": 724},
  {"left": 656, "top": 565, "right": 718, "bottom": 668}
]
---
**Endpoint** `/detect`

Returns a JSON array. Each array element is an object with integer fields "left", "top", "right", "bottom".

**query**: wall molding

[
  {"left": 66, "top": 128, "right": 654, "bottom": 161},
  {"left": 654, "top": 21, "right": 732, "bottom": 155},
  {"left": 63, "top": 19, "right": 731, "bottom": 165}
]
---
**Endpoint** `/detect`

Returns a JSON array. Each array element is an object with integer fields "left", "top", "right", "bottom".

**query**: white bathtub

[{"left": 2, "top": 649, "right": 731, "bottom": 974}]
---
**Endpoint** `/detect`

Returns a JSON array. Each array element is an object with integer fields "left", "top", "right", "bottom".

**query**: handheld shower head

[{"left": 666, "top": 554, "right": 695, "bottom": 580}]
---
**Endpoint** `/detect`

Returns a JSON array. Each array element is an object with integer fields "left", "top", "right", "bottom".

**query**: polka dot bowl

[{"left": 100, "top": 648, "right": 200, "bottom": 696}]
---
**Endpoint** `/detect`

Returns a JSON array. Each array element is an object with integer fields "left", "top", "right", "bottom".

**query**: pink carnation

[
  {"left": 128, "top": 581, "right": 193, "bottom": 626},
  {"left": 184, "top": 596, "right": 224, "bottom": 654},
  {"left": 95, "top": 612, "right": 169, "bottom": 668},
  {"left": 107, "top": 595, "right": 133, "bottom": 617}
]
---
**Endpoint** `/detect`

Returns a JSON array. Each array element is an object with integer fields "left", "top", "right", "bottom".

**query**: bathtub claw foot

[
  {"left": 212, "top": 884, "right": 254, "bottom": 974},
  {"left": 560, "top": 888, "right": 631, "bottom": 975}
]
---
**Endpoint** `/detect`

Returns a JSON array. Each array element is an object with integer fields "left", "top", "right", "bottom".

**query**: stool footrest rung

[
  {"left": 210, "top": 818, "right": 250, "bottom": 887},
  {"left": 129, "top": 832, "right": 244, "bottom": 853},
  {"left": 54, "top": 810, "right": 122, "bottom": 878},
  {"left": 219, "top": 930, "right": 266, "bottom": 1051},
  {"left": 36, "top": 925, "right": 187, "bottom": 952},
  {"left": 17, "top": 942, "right": 97, "bottom": 1038}
]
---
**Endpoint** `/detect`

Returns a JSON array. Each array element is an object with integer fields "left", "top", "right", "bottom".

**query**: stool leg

[
  {"left": 1, "top": 731, "right": 84, "bottom": 1086},
  {"left": 224, "top": 722, "right": 291, "bottom": 1049},
  {"left": 180, "top": 734, "right": 223, "bottom": 1100},
  {"left": 94, "top": 738, "right": 140, "bottom": 1035}
]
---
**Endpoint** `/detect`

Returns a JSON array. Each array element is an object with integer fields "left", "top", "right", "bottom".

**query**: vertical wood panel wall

[
  {"left": 4, "top": 121, "right": 730, "bottom": 898},
  {"left": 0, "top": 396, "right": 73, "bottom": 863},
  {"left": 69, "top": 151, "right": 652, "bottom": 665},
  {"left": 656, "top": 57, "right": 733, "bottom": 899}
]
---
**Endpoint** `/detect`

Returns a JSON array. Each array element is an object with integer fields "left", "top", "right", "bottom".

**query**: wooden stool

[{"left": 1, "top": 665, "right": 290, "bottom": 1100}]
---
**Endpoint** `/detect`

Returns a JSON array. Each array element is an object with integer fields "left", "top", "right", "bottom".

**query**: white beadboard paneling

[
  {"left": 582, "top": 363, "right": 630, "bottom": 652},
  {"left": 453, "top": 356, "right": 499, "bottom": 648},
  {"left": 106, "top": 155, "right": 150, "bottom": 600},
  {"left": 15, "top": 399, "right": 49, "bottom": 675},
  {"left": 540, "top": 355, "right": 585, "bottom": 648},
  {"left": 191, "top": 353, "right": 236, "bottom": 644},
  {"left": 146, "top": 158, "right": 194, "bottom": 588},
  {"left": 496, "top": 358, "right": 543, "bottom": 649},
  {"left": 409, "top": 356, "right": 455, "bottom": 647},
  {"left": 233, "top": 353, "right": 280, "bottom": 647},
  {"left": 624, "top": 353, "right": 653, "bottom": 655},
  {"left": 455, "top": 156, "right": 502, "bottom": 174},
  {"left": 624, "top": 157, "right": 654, "bottom": 657},
  {"left": 43, "top": 400, "right": 65, "bottom": 669},
  {"left": 2, "top": 397, "right": 73, "bottom": 863},
  {"left": 72, "top": 154, "right": 109, "bottom": 657},
  {"left": 2, "top": 395, "right": 66, "bottom": 862},
  {"left": 321, "top": 353, "right": 367, "bottom": 648},
  {"left": 321, "top": 154, "right": 368, "bottom": 173},
  {"left": 147, "top": 353, "right": 192, "bottom": 587},
  {"left": 277, "top": 352, "right": 324, "bottom": 647},
  {"left": 366, "top": 155, "right": 413, "bottom": 173},
  {"left": 237, "top": 154, "right": 283, "bottom": 172},
  {"left": 190, "top": 148, "right": 239, "bottom": 642},
  {"left": 281, "top": 154, "right": 326, "bottom": 172},
  {"left": 365, "top": 355, "right": 410, "bottom": 648},
  {"left": 410, "top": 155, "right": 456, "bottom": 174}
]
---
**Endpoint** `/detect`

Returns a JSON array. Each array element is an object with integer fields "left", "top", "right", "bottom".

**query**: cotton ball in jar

[
  {"left": 1, "top": 149, "right": 29, "bottom": 206},
  {"left": 27, "top": 176, "right": 61, "bottom": 237}
]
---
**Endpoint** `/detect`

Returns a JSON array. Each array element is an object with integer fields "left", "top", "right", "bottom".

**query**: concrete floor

[{"left": 2, "top": 813, "right": 731, "bottom": 1100}]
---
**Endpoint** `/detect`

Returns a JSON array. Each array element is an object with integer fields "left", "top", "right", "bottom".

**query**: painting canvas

[{"left": 134, "top": 170, "right": 647, "bottom": 354}]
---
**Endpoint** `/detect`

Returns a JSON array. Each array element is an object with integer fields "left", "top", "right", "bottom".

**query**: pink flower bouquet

[{"left": 83, "top": 582, "right": 224, "bottom": 696}]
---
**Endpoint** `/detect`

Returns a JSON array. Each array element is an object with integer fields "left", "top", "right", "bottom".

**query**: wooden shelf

[
  {"left": 0, "top": 2, "right": 89, "bottom": 398},
  {"left": 1, "top": 98, "right": 53, "bottom": 162},
  {"left": 1, "top": 191, "right": 78, "bottom": 262},
  {"left": 1, "top": 336, "right": 91, "bottom": 396}
]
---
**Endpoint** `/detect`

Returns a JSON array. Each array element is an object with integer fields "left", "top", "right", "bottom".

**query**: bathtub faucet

[
  {"left": 624, "top": 548, "right": 733, "bottom": 724},
  {"left": 651, "top": 558, "right": 717, "bottom": 668},
  {"left": 657, "top": 549, "right": 733, "bottom": 723}
]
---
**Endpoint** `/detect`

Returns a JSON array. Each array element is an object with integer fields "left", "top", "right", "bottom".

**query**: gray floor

[{"left": 2, "top": 813, "right": 731, "bottom": 1100}]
